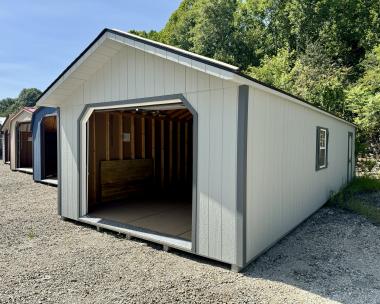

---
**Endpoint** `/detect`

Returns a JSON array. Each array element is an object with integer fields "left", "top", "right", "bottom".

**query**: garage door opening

[
  {"left": 42, "top": 116, "right": 58, "bottom": 182},
  {"left": 17, "top": 122, "right": 33, "bottom": 173},
  {"left": 86, "top": 105, "right": 194, "bottom": 246}
]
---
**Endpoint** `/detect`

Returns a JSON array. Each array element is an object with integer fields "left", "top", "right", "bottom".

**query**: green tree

[
  {"left": 190, "top": 0, "right": 238, "bottom": 64},
  {"left": 159, "top": 0, "right": 198, "bottom": 50},
  {"left": 347, "top": 45, "right": 380, "bottom": 144},
  {"left": 289, "top": 42, "right": 350, "bottom": 115},
  {"left": 247, "top": 48, "right": 294, "bottom": 92},
  {"left": 0, "top": 88, "right": 41, "bottom": 116}
]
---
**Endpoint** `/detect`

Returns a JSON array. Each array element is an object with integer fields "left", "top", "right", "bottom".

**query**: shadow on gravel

[{"left": 242, "top": 207, "right": 380, "bottom": 304}]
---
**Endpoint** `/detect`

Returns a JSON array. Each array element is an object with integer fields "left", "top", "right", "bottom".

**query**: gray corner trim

[
  {"left": 57, "top": 107, "right": 62, "bottom": 216},
  {"left": 315, "top": 126, "right": 329, "bottom": 171},
  {"left": 347, "top": 131, "right": 354, "bottom": 183},
  {"left": 236, "top": 85, "right": 249, "bottom": 268},
  {"left": 77, "top": 94, "right": 198, "bottom": 252}
]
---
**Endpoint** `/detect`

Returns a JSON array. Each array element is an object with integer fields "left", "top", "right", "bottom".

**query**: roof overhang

[
  {"left": 9, "top": 108, "right": 34, "bottom": 126},
  {"left": 36, "top": 28, "right": 355, "bottom": 127}
]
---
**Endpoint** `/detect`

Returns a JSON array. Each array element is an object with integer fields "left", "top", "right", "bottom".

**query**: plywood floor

[{"left": 88, "top": 198, "right": 192, "bottom": 241}]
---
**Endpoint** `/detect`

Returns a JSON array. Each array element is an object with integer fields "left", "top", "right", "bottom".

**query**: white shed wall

[
  {"left": 246, "top": 87, "right": 355, "bottom": 262},
  {"left": 10, "top": 111, "right": 33, "bottom": 170},
  {"left": 58, "top": 44, "right": 239, "bottom": 264}
]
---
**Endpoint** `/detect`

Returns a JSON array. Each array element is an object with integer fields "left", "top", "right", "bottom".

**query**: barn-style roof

[{"left": 36, "top": 28, "right": 354, "bottom": 126}]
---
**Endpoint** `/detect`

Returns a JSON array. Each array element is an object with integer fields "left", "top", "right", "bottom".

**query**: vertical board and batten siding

[
  {"left": 58, "top": 43, "right": 239, "bottom": 264},
  {"left": 246, "top": 87, "right": 355, "bottom": 262}
]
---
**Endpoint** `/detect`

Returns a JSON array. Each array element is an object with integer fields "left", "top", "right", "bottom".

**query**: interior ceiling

[
  {"left": 43, "top": 116, "right": 57, "bottom": 133},
  {"left": 94, "top": 107, "right": 193, "bottom": 121}
]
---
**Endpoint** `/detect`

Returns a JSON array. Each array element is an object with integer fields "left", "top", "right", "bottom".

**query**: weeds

[
  {"left": 27, "top": 229, "right": 36, "bottom": 239},
  {"left": 329, "top": 176, "right": 380, "bottom": 224}
]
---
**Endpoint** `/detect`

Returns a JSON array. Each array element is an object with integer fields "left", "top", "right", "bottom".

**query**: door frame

[{"left": 77, "top": 94, "right": 198, "bottom": 253}]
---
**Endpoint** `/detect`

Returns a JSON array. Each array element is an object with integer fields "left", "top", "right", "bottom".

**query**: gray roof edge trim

[{"left": 36, "top": 28, "right": 355, "bottom": 127}]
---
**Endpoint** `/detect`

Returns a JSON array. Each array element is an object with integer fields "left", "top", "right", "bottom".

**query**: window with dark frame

[{"left": 316, "top": 127, "right": 329, "bottom": 170}]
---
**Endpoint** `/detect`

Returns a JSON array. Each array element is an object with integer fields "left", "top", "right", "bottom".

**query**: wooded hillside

[{"left": 131, "top": 0, "right": 380, "bottom": 153}]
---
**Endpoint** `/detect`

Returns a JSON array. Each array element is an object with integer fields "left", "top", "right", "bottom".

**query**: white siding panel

[
  {"left": 185, "top": 67, "right": 197, "bottom": 93},
  {"left": 246, "top": 87, "right": 355, "bottom": 262},
  {"left": 197, "top": 90, "right": 210, "bottom": 257},
  {"left": 127, "top": 47, "right": 136, "bottom": 99},
  {"left": 154, "top": 56, "right": 165, "bottom": 96},
  {"left": 164, "top": 60, "right": 175, "bottom": 95},
  {"left": 221, "top": 87, "right": 238, "bottom": 263},
  {"left": 174, "top": 64, "right": 186, "bottom": 93},
  {"left": 111, "top": 51, "right": 121, "bottom": 101},
  {"left": 144, "top": 51, "right": 155, "bottom": 97},
  {"left": 208, "top": 89, "right": 223, "bottom": 260},
  {"left": 58, "top": 43, "right": 240, "bottom": 264},
  {"left": 135, "top": 49, "right": 145, "bottom": 98}
]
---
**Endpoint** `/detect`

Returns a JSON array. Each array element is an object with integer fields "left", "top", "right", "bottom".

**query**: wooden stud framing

[
  {"left": 160, "top": 119, "right": 165, "bottom": 188},
  {"left": 152, "top": 117, "right": 155, "bottom": 177},
  {"left": 141, "top": 115, "right": 146, "bottom": 159},
  {"left": 177, "top": 121, "right": 181, "bottom": 181},
  {"left": 184, "top": 122, "right": 189, "bottom": 180},
  {"left": 118, "top": 112, "right": 123, "bottom": 160},
  {"left": 169, "top": 121, "right": 173, "bottom": 183},
  {"left": 92, "top": 114, "right": 97, "bottom": 202},
  {"left": 130, "top": 114, "right": 135, "bottom": 159},
  {"left": 105, "top": 112, "right": 110, "bottom": 161}
]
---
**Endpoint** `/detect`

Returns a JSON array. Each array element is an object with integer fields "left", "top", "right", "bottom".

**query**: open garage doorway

[
  {"left": 41, "top": 115, "right": 58, "bottom": 182},
  {"left": 17, "top": 122, "right": 33, "bottom": 173},
  {"left": 84, "top": 102, "right": 195, "bottom": 249}
]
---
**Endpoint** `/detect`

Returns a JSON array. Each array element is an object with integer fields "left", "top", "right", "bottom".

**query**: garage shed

[
  {"left": 1, "top": 115, "right": 12, "bottom": 164},
  {"left": 36, "top": 29, "right": 355, "bottom": 271},
  {"left": 9, "top": 107, "right": 35, "bottom": 173},
  {"left": 31, "top": 107, "right": 58, "bottom": 186}
]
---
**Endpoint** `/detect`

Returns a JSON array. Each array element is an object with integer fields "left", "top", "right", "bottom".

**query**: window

[{"left": 316, "top": 127, "right": 329, "bottom": 170}]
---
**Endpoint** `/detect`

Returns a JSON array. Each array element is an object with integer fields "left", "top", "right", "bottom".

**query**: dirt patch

[{"left": 0, "top": 163, "right": 379, "bottom": 304}]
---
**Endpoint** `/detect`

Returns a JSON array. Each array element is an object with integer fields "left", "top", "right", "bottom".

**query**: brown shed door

[{"left": 18, "top": 123, "right": 32, "bottom": 168}]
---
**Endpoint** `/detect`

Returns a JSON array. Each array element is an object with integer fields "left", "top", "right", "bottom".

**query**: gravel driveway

[{"left": 0, "top": 163, "right": 379, "bottom": 304}]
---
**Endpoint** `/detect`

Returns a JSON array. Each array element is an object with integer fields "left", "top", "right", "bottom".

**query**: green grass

[{"left": 328, "top": 176, "right": 380, "bottom": 224}]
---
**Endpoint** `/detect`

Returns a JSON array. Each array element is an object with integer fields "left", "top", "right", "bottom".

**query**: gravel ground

[{"left": 1, "top": 163, "right": 380, "bottom": 304}]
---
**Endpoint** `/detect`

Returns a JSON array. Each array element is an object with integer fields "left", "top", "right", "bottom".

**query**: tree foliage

[
  {"left": 347, "top": 45, "right": 380, "bottom": 146},
  {"left": 0, "top": 88, "right": 41, "bottom": 117},
  {"left": 131, "top": 0, "right": 380, "bottom": 150}
]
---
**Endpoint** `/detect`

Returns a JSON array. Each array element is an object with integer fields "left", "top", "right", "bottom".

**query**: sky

[{"left": 0, "top": 0, "right": 182, "bottom": 99}]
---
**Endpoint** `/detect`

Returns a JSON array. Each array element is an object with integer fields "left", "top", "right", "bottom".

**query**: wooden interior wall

[{"left": 88, "top": 109, "right": 193, "bottom": 205}]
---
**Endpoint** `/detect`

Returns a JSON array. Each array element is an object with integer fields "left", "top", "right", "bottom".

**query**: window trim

[{"left": 316, "top": 126, "right": 329, "bottom": 171}]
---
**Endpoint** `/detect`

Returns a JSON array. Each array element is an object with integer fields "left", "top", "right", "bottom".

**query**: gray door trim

[
  {"left": 236, "top": 85, "right": 249, "bottom": 268},
  {"left": 77, "top": 94, "right": 198, "bottom": 253},
  {"left": 57, "top": 107, "right": 62, "bottom": 216}
]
